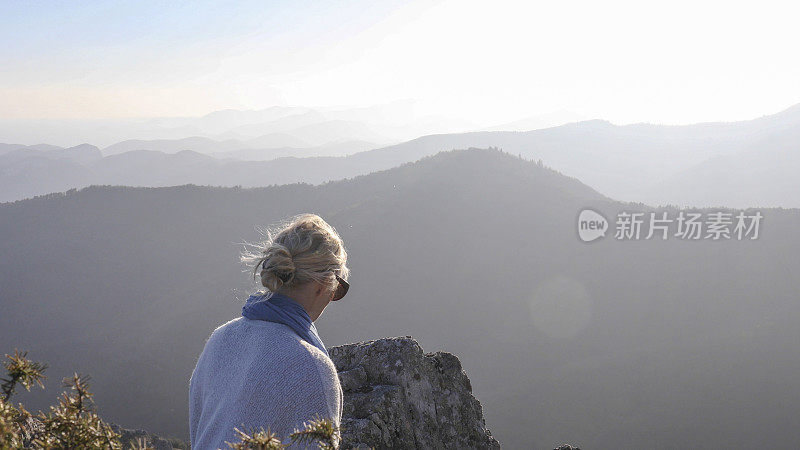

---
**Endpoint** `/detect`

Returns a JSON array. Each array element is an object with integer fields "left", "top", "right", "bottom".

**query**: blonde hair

[{"left": 242, "top": 213, "right": 349, "bottom": 293}]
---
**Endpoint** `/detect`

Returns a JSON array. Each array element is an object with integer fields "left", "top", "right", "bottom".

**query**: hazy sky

[{"left": 2, "top": 0, "right": 799, "bottom": 125}]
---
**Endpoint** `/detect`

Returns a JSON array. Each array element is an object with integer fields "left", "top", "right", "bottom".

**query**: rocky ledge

[{"left": 329, "top": 336, "right": 501, "bottom": 449}]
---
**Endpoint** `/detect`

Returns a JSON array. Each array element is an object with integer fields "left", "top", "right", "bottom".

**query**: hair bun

[
  {"left": 275, "top": 268, "right": 294, "bottom": 283},
  {"left": 259, "top": 243, "right": 296, "bottom": 291}
]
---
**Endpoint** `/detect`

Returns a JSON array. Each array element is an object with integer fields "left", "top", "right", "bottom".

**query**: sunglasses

[{"left": 333, "top": 274, "right": 349, "bottom": 301}]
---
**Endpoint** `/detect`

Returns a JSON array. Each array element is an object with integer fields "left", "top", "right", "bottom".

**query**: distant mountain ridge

[
  {"left": 0, "top": 143, "right": 101, "bottom": 164},
  {"left": 0, "top": 143, "right": 64, "bottom": 155},
  {"left": 0, "top": 102, "right": 476, "bottom": 149},
  {"left": 2, "top": 103, "right": 800, "bottom": 206}
]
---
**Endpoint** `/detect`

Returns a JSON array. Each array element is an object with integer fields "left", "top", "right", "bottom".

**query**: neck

[{"left": 276, "top": 287, "right": 322, "bottom": 321}]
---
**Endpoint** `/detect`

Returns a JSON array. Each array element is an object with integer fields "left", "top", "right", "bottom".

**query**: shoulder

[
  {"left": 206, "top": 318, "right": 337, "bottom": 377},
  {"left": 298, "top": 339, "right": 340, "bottom": 386},
  {"left": 206, "top": 317, "right": 301, "bottom": 348}
]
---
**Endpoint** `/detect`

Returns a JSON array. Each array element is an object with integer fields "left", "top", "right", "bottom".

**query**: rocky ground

[{"left": 330, "top": 336, "right": 501, "bottom": 449}]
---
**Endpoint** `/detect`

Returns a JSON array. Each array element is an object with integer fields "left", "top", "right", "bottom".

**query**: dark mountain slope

[{"left": 0, "top": 148, "right": 798, "bottom": 449}]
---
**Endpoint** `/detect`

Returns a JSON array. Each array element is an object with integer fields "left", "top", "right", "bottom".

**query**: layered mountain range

[
  {"left": 1, "top": 149, "right": 797, "bottom": 448},
  {"left": 3, "top": 104, "right": 799, "bottom": 207}
]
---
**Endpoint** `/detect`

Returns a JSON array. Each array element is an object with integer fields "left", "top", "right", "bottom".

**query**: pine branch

[
  {"left": 226, "top": 426, "right": 286, "bottom": 450},
  {"left": 289, "top": 416, "right": 340, "bottom": 450},
  {"left": 1, "top": 350, "right": 47, "bottom": 402}
]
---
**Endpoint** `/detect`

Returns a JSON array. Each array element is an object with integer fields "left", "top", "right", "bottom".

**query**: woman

[{"left": 189, "top": 213, "right": 350, "bottom": 449}]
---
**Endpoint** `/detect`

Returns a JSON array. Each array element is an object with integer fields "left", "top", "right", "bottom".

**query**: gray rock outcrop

[{"left": 330, "top": 336, "right": 501, "bottom": 449}]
